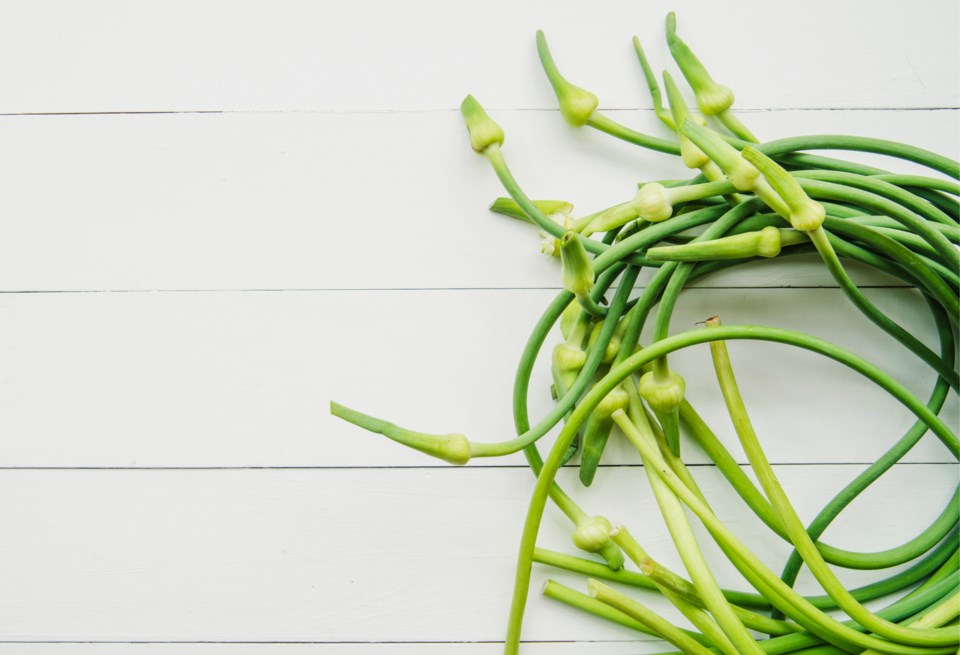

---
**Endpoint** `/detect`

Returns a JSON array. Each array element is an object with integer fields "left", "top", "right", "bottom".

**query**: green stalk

[
  {"left": 858, "top": 592, "right": 960, "bottom": 655},
  {"left": 541, "top": 579, "right": 699, "bottom": 640},
  {"left": 648, "top": 576, "right": 960, "bottom": 655},
  {"left": 798, "top": 176, "right": 960, "bottom": 268},
  {"left": 587, "top": 579, "right": 718, "bottom": 655},
  {"left": 622, "top": 406, "right": 954, "bottom": 654},
  {"left": 756, "top": 135, "right": 959, "bottom": 180},
  {"left": 805, "top": 226, "right": 959, "bottom": 389},
  {"left": 502, "top": 323, "right": 957, "bottom": 654},
  {"left": 613, "top": 526, "right": 800, "bottom": 637},
  {"left": 706, "top": 318, "right": 959, "bottom": 648},
  {"left": 612, "top": 409, "right": 764, "bottom": 653},
  {"left": 793, "top": 169, "right": 955, "bottom": 227},
  {"left": 586, "top": 112, "right": 682, "bottom": 155},
  {"left": 502, "top": 268, "right": 639, "bottom": 654},
  {"left": 818, "top": 218, "right": 959, "bottom": 316}
]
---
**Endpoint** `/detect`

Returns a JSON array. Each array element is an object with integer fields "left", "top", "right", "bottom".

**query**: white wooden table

[{"left": 0, "top": 1, "right": 956, "bottom": 653}]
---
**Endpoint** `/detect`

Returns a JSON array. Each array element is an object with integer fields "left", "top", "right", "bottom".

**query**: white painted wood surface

[
  {"left": 0, "top": 1, "right": 956, "bottom": 653},
  {"left": 1, "top": 288, "right": 954, "bottom": 468},
  {"left": 0, "top": 109, "right": 955, "bottom": 291},
  {"left": 0, "top": 0, "right": 955, "bottom": 113},
  {"left": 0, "top": 466, "right": 955, "bottom": 642}
]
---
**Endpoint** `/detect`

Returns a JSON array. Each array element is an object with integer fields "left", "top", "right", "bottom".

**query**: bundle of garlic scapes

[{"left": 332, "top": 13, "right": 959, "bottom": 655}]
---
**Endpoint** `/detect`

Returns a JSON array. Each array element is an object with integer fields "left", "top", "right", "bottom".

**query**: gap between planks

[
  {"left": 0, "top": 285, "right": 917, "bottom": 294},
  {"left": 0, "top": 462, "right": 951, "bottom": 470},
  {"left": 0, "top": 107, "right": 957, "bottom": 118}
]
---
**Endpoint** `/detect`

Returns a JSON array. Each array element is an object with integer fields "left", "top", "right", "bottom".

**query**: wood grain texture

[
  {"left": 1, "top": 287, "right": 953, "bottom": 468},
  {"left": 0, "top": 465, "right": 953, "bottom": 642},
  {"left": 0, "top": 109, "right": 955, "bottom": 292},
  {"left": 0, "top": 0, "right": 955, "bottom": 113}
]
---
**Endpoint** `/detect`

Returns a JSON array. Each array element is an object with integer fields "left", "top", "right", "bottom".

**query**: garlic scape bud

[
  {"left": 489, "top": 197, "right": 574, "bottom": 224},
  {"left": 536, "top": 30, "right": 599, "bottom": 127},
  {"left": 680, "top": 121, "right": 711, "bottom": 171},
  {"left": 559, "top": 231, "right": 595, "bottom": 296},
  {"left": 647, "top": 225, "right": 783, "bottom": 262},
  {"left": 633, "top": 183, "right": 674, "bottom": 223},
  {"left": 663, "top": 71, "right": 750, "bottom": 206},
  {"left": 579, "top": 387, "right": 630, "bottom": 486},
  {"left": 554, "top": 304, "right": 591, "bottom": 393},
  {"left": 665, "top": 13, "right": 758, "bottom": 142},
  {"left": 665, "top": 12, "right": 734, "bottom": 117},
  {"left": 330, "top": 401, "right": 471, "bottom": 465},
  {"left": 639, "top": 370, "right": 686, "bottom": 414},
  {"left": 592, "top": 179, "right": 736, "bottom": 234},
  {"left": 552, "top": 341, "right": 587, "bottom": 392},
  {"left": 550, "top": 302, "right": 590, "bottom": 397},
  {"left": 572, "top": 515, "right": 624, "bottom": 570},
  {"left": 741, "top": 147, "right": 826, "bottom": 233},
  {"left": 588, "top": 317, "right": 628, "bottom": 364},
  {"left": 554, "top": 307, "right": 591, "bottom": 466},
  {"left": 662, "top": 71, "right": 711, "bottom": 170},
  {"left": 679, "top": 120, "right": 759, "bottom": 192},
  {"left": 559, "top": 299, "right": 582, "bottom": 341},
  {"left": 638, "top": 369, "right": 686, "bottom": 456},
  {"left": 681, "top": 120, "right": 789, "bottom": 217},
  {"left": 460, "top": 95, "right": 504, "bottom": 154}
]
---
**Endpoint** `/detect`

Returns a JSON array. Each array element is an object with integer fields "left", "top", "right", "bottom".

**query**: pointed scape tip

[
  {"left": 460, "top": 95, "right": 504, "bottom": 154},
  {"left": 459, "top": 93, "right": 479, "bottom": 114},
  {"left": 666, "top": 11, "right": 678, "bottom": 36}
]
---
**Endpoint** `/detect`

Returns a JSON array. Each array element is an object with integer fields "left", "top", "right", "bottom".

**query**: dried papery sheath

[{"left": 489, "top": 198, "right": 574, "bottom": 224}]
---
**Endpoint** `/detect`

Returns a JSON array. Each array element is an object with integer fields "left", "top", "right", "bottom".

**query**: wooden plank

[
  {"left": 0, "top": 288, "right": 953, "bottom": 468},
  {"left": 0, "top": 1, "right": 955, "bottom": 113},
  {"left": 0, "top": 644, "right": 675, "bottom": 654},
  {"left": 0, "top": 464, "right": 952, "bottom": 642},
  {"left": 0, "top": 109, "right": 955, "bottom": 292}
]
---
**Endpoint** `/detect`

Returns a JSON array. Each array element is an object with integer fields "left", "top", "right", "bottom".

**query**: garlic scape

[
  {"left": 330, "top": 401, "right": 472, "bottom": 465},
  {"left": 536, "top": 30, "right": 681, "bottom": 155},
  {"left": 646, "top": 225, "right": 792, "bottom": 262},
  {"left": 665, "top": 12, "right": 757, "bottom": 142},
  {"left": 535, "top": 30, "right": 598, "bottom": 127},
  {"left": 587, "top": 179, "right": 735, "bottom": 234}
]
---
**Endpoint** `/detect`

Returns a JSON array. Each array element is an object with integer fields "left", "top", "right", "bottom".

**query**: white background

[{"left": 0, "top": 1, "right": 957, "bottom": 653}]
